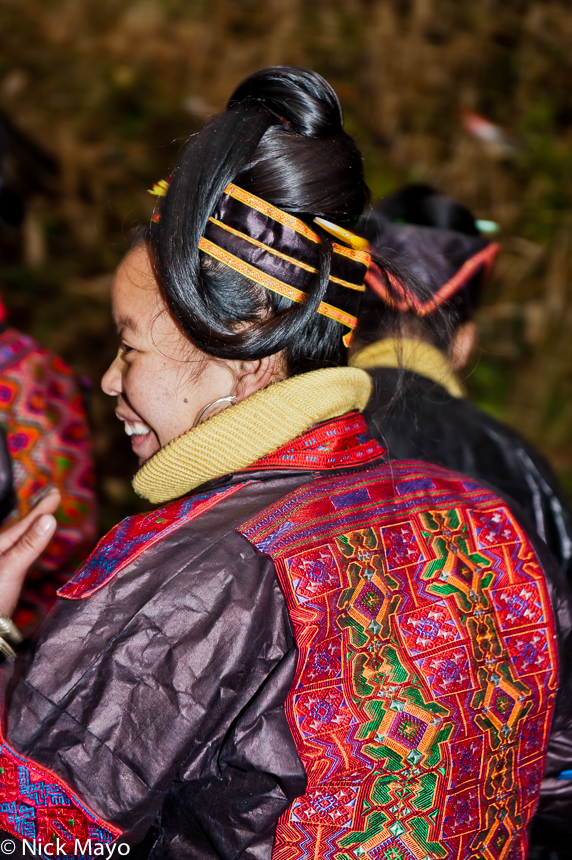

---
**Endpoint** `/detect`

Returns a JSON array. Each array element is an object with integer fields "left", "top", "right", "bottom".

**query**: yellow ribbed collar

[
  {"left": 133, "top": 366, "right": 373, "bottom": 504},
  {"left": 351, "top": 337, "right": 464, "bottom": 399}
]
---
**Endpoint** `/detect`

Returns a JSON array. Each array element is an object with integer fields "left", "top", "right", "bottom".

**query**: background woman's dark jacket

[{"left": 364, "top": 366, "right": 572, "bottom": 577}]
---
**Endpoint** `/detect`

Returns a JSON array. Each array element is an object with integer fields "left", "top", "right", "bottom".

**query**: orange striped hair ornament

[{"left": 149, "top": 177, "right": 372, "bottom": 346}]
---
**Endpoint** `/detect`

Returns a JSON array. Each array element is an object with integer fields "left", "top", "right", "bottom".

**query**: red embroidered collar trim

[{"left": 246, "top": 412, "right": 385, "bottom": 472}]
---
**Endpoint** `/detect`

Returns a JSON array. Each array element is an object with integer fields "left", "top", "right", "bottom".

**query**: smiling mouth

[{"left": 123, "top": 421, "right": 151, "bottom": 437}]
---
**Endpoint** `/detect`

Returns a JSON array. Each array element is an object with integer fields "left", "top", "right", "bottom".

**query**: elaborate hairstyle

[
  {"left": 354, "top": 185, "right": 500, "bottom": 351},
  {"left": 146, "top": 67, "right": 378, "bottom": 375}
]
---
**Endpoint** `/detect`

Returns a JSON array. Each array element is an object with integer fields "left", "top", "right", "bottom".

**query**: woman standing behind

[
  {"left": 353, "top": 185, "right": 572, "bottom": 578},
  {"left": 0, "top": 315, "right": 96, "bottom": 636},
  {"left": 0, "top": 69, "right": 568, "bottom": 860}
]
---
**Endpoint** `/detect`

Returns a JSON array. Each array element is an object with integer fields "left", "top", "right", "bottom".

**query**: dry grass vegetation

[{"left": 1, "top": 0, "right": 572, "bottom": 529}]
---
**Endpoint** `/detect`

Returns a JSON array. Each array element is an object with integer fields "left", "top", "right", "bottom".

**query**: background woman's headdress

[
  {"left": 363, "top": 225, "right": 499, "bottom": 318},
  {"left": 357, "top": 185, "right": 501, "bottom": 320}
]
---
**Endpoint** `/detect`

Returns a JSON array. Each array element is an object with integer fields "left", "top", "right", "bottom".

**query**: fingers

[
  {"left": 0, "top": 512, "right": 58, "bottom": 617},
  {"left": 10, "top": 513, "right": 58, "bottom": 561},
  {"left": 0, "top": 487, "right": 61, "bottom": 554},
  {"left": 0, "top": 487, "right": 60, "bottom": 618},
  {"left": 34, "top": 486, "right": 61, "bottom": 515}
]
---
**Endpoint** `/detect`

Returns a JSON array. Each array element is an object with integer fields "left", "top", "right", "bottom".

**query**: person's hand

[{"left": 0, "top": 487, "right": 60, "bottom": 617}]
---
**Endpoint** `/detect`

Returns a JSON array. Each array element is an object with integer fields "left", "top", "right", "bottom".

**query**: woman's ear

[
  {"left": 233, "top": 354, "right": 282, "bottom": 403},
  {"left": 449, "top": 321, "right": 477, "bottom": 372}
]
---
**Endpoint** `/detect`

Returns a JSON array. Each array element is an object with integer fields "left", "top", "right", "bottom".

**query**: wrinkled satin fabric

[
  {"left": 0, "top": 473, "right": 313, "bottom": 858},
  {"left": 364, "top": 367, "right": 572, "bottom": 577}
]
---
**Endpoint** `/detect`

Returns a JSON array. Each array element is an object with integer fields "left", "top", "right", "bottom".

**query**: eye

[{"left": 120, "top": 342, "right": 135, "bottom": 355}]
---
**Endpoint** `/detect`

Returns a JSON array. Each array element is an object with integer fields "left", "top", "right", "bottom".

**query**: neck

[
  {"left": 133, "top": 366, "right": 373, "bottom": 504},
  {"left": 351, "top": 336, "right": 464, "bottom": 399}
]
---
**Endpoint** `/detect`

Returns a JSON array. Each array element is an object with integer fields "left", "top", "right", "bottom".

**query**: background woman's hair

[
  {"left": 147, "top": 66, "right": 374, "bottom": 375},
  {"left": 354, "top": 184, "right": 486, "bottom": 354},
  {"left": 372, "top": 184, "right": 479, "bottom": 236}
]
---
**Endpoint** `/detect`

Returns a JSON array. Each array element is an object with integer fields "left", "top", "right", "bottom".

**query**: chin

[
  {"left": 131, "top": 432, "right": 161, "bottom": 466},
  {"left": 136, "top": 447, "right": 160, "bottom": 467}
]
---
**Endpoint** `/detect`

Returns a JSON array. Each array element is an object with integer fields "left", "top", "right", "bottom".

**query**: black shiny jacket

[
  {"left": 364, "top": 367, "right": 572, "bottom": 579},
  {"left": 0, "top": 452, "right": 571, "bottom": 856}
]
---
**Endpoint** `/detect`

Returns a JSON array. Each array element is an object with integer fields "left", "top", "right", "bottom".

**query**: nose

[{"left": 101, "top": 351, "right": 123, "bottom": 397}]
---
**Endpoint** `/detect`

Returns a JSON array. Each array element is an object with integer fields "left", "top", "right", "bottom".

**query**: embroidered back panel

[{"left": 239, "top": 460, "right": 558, "bottom": 860}]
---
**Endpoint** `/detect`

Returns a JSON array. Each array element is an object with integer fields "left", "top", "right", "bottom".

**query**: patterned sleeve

[{"left": 0, "top": 334, "right": 96, "bottom": 635}]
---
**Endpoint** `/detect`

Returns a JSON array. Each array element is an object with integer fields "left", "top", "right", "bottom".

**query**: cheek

[
  {"left": 123, "top": 352, "right": 233, "bottom": 448},
  {"left": 123, "top": 359, "right": 178, "bottom": 420},
  {"left": 142, "top": 363, "right": 202, "bottom": 442},
  {"left": 124, "top": 362, "right": 157, "bottom": 401},
  {"left": 158, "top": 363, "right": 233, "bottom": 442}
]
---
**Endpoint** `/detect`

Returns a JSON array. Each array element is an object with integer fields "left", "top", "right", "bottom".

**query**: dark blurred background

[{"left": 1, "top": 0, "right": 571, "bottom": 533}]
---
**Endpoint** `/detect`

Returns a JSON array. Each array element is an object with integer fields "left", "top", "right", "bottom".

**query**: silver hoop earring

[{"left": 193, "top": 396, "right": 236, "bottom": 428}]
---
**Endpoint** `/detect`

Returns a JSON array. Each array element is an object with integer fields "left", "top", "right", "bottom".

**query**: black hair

[
  {"left": 354, "top": 185, "right": 491, "bottom": 354},
  {"left": 373, "top": 184, "right": 480, "bottom": 237},
  {"left": 147, "top": 66, "right": 375, "bottom": 376}
]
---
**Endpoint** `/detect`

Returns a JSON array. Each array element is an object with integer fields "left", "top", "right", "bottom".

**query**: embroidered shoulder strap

[
  {"left": 240, "top": 460, "right": 558, "bottom": 860},
  {"left": 60, "top": 482, "right": 251, "bottom": 599}
]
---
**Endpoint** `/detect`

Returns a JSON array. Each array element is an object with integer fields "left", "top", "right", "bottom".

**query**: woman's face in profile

[{"left": 101, "top": 244, "right": 236, "bottom": 465}]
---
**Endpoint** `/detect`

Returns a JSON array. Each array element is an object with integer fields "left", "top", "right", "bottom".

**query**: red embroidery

[
  {"left": 0, "top": 733, "right": 120, "bottom": 849},
  {"left": 59, "top": 482, "right": 250, "bottom": 599},
  {"left": 248, "top": 412, "right": 385, "bottom": 472},
  {"left": 240, "top": 459, "right": 558, "bottom": 860}
]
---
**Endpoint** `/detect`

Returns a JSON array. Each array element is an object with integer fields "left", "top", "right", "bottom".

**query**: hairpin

[{"left": 313, "top": 217, "right": 370, "bottom": 251}]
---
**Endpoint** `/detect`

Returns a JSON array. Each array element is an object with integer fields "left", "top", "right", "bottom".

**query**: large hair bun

[
  {"left": 152, "top": 65, "right": 369, "bottom": 374},
  {"left": 227, "top": 66, "right": 344, "bottom": 139}
]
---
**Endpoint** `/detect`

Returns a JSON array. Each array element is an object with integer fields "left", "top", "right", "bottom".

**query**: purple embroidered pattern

[{"left": 59, "top": 482, "right": 250, "bottom": 599}]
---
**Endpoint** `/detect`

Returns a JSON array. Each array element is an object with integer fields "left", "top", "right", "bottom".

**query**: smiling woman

[
  {"left": 0, "top": 66, "right": 569, "bottom": 860},
  {"left": 102, "top": 245, "right": 237, "bottom": 463},
  {"left": 103, "top": 243, "right": 281, "bottom": 465}
]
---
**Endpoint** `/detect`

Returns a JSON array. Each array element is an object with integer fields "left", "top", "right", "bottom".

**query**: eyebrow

[{"left": 115, "top": 315, "right": 139, "bottom": 335}]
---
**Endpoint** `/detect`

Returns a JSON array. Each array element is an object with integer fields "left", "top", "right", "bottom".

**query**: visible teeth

[{"left": 124, "top": 422, "right": 150, "bottom": 437}]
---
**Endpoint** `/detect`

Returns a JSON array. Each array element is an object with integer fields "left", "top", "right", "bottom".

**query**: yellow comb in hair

[
  {"left": 148, "top": 178, "right": 171, "bottom": 197},
  {"left": 313, "top": 217, "right": 370, "bottom": 251}
]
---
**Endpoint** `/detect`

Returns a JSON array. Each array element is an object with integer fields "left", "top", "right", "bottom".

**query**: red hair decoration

[{"left": 365, "top": 242, "right": 500, "bottom": 316}]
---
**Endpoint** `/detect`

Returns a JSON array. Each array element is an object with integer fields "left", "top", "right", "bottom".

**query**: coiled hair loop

[{"left": 149, "top": 66, "right": 370, "bottom": 372}]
